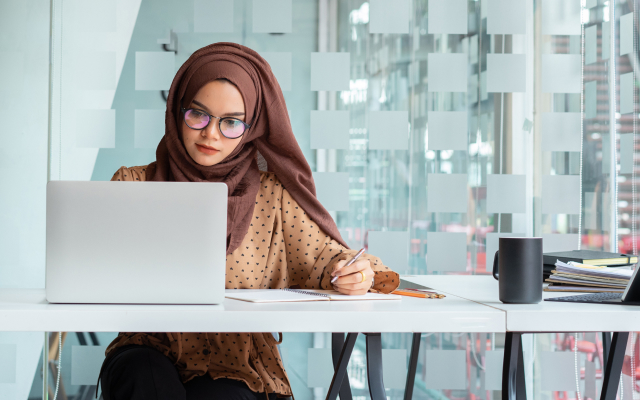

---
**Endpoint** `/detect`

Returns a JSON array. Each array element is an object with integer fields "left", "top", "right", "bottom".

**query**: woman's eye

[{"left": 192, "top": 110, "right": 206, "bottom": 118}]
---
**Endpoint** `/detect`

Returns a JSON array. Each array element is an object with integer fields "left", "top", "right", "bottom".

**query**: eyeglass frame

[{"left": 180, "top": 106, "right": 251, "bottom": 139}]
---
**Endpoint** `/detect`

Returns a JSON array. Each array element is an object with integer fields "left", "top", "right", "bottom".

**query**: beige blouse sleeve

[{"left": 280, "top": 188, "right": 400, "bottom": 294}]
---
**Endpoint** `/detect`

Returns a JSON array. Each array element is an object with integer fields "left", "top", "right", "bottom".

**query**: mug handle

[{"left": 492, "top": 251, "right": 499, "bottom": 280}]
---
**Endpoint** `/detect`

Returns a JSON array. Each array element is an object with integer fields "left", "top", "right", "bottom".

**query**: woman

[{"left": 99, "top": 42, "right": 400, "bottom": 400}]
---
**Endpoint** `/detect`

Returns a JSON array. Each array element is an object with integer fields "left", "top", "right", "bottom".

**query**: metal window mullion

[{"left": 609, "top": 0, "right": 618, "bottom": 252}]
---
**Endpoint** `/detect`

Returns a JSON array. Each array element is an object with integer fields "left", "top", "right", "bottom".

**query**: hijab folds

[{"left": 146, "top": 42, "right": 348, "bottom": 255}]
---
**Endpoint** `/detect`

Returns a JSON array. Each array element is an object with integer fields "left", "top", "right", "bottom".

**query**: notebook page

[
  {"left": 295, "top": 289, "right": 402, "bottom": 301},
  {"left": 225, "top": 289, "right": 329, "bottom": 303}
]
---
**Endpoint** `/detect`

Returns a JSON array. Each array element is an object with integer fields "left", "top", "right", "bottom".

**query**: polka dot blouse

[{"left": 105, "top": 165, "right": 400, "bottom": 396}]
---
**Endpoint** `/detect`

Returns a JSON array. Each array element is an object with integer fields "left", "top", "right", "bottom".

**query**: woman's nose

[{"left": 202, "top": 120, "right": 221, "bottom": 140}]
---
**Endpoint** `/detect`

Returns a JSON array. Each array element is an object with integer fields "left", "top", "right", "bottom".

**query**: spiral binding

[{"left": 282, "top": 288, "right": 330, "bottom": 298}]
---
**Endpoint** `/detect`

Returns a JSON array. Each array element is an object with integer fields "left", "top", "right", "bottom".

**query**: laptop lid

[{"left": 46, "top": 181, "right": 227, "bottom": 304}]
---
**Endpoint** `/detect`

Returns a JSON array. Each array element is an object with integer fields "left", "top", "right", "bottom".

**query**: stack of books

[
  {"left": 545, "top": 260, "right": 633, "bottom": 293},
  {"left": 543, "top": 250, "right": 638, "bottom": 280}
]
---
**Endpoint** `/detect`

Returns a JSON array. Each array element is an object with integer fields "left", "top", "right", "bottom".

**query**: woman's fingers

[
  {"left": 331, "top": 259, "right": 348, "bottom": 276},
  {"left": 331, "top": 259, "right": 369, "bottom": 278},
  {"left": 332, "top": 279, "right": 371, "bottom": 291}
]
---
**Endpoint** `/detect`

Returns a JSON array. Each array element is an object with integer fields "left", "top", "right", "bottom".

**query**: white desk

[
  {"left": 401, "top": 275, "right": 640, "bottom": 400},
  {"left": 0, "top": 288, "right": 505, "bottom": 400},
  {"left": 0, "top": 288, "right": 504, "bottom": 333},
  {"left": 401, "top": 275, "right": 640, "bottom": 332}
]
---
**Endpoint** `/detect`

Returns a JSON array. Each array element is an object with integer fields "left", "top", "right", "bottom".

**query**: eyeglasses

[{"left": 181, "top": 107, "right": 250, "bottom": 139}]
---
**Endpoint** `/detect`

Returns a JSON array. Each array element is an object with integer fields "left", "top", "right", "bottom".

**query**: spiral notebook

[{"left": 225, "top": 289, "right": 402, "bottom": 303}]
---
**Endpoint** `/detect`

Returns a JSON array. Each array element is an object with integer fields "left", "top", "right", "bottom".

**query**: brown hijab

[{"left": 146, "top": 42, "right": 348, "bottom": 254}]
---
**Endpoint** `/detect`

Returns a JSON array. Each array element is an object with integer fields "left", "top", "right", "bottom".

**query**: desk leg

[
  {"left": 331, "top": 333, "right": 353, "bottom": 400},
  {"left": 403, "top": 333, "right": 421, "bottom": 400},
  {"left": 600, "top": 332, "right": 629, "bottom": 400},
  {"left": 326, "top": 333, "right": 358, "bottom": 400},
  {"left": 365, "top": 333, "right": 387, "bottom": 400},
  {"left": 502, "top": 332, "right": 526, "bottom": 400},
  {"left": 602, "top": 332, "right": 612, "bottom": 368}
]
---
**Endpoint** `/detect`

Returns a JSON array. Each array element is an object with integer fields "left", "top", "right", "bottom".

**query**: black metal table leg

[
  {"left": 602, "top": 332, "right": 612, "bottom": 368},
  {"left": 326, "top": 333, "right": 358, "bottom": 400},
  {"left": 502, "top": 332, "right": 526, "bottom": 400},
  {"left": 600, "top": 332, "right": 629, "bottom": 400},
  {"left": 403, "top": 333, "right": 421, "bottom": 400},
  {"left": 331, "top": 333, "right": 353, "bottom": 400},
  {"left": 365, "top": 333, "right": 387, "bottom": 400}
]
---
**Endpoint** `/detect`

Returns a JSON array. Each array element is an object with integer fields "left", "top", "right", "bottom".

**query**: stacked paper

[{"left": 545, "top": 260, "right": 633, "bottom": 293}]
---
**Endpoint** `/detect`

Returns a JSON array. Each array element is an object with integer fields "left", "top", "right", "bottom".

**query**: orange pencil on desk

[{"left": 392, "top": 289, "right": 446, "bottom": 299}]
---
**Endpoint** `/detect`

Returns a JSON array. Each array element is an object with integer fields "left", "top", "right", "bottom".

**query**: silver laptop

[{"left": 46, "top": 181, "right": 228, "bottom": 304}]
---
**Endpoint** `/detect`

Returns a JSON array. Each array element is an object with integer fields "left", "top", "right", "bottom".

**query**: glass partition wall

[{"left": 0, "top": 0, "right": 638, "bottom": 398}]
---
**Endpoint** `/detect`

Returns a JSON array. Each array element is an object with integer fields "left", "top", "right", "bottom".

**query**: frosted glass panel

[
  {"left": 382, "top": 349, "right": 407, "bottom": 389},
  {"left": 0, "top": 52, "right": 24, "bottom": 99},
  {"left": 310, "top": 111, "right": 349, "bottom": 149},
  {"left": 75, "top": 52, "right": 116, "bottom": 90},
  {"left": 70, "top": 0, "right": 116, "bottom": 32},
  {"left": 135, "top": 52, "right": 175, "bottom": 91},
  {"left": 585, "top": 25, "right": 597, "bottom": 65},
  {"left": 542, "top": 175, "right": 580, "bottom": 214},
  {"left": 540, "top": 352, "right": 576, "bottom": 391},
  {"left": 486, "top": 54, "right": 526, "bottom": 93},
  {"left": 487, "top": 0, "right": 526, "bottom": 34},
  {"left": 428, "top": 0, "right": 467, "bottom": 34},
  {"left": 586, "top": 0, "right": 597, "bottom": 8},
  {"left": 369, "top": 0, "right": 410, "bottom": 34},
  {"left": 195, "top": 0, "right": 234, "bottom": 33},
  {"left": 541, "top": 234, "right": 579, "bottom": 252},
  {"left": 71, "top": 345, "right": 108, "bottom": 385},
  {"left": 541, "top": 113, "right": 581, "bottom": 152},
  {"left": 134, "top": 109, "right": 165, "bottom": 149},
  {"left": 486, "top": 233, "right": 526, "bottom": 269},
  {"left": 425, "top": 350, "right": 466, "bottom": 389},
  {"left": 368, "top": 231, "right": 409, "bottom": 273},
  {"left": 0, "top": 344, "right": 16, "bottom": 384},
  {"left": 620, "top": 13, "right": 633, "bottom": 56},
  {"left": 428, "top": 53, "right": 468, "bottom": 92},
  {"left": 542, "top": 55, "right": 581, "bottom": 93},
  {"left": 427, "top": 174, "right": 468, "bottom": 213},
  {"left": 427, "top": 232, "right": 467, "bottom": 272},
  {"left": 260, "top": 52, "right": 292, "bottom": 91},
  {"left": 486, "top": 174, "right": 526, "bottom": 214},
  {"left": 369, "top": 111, "right": 409, "bottom": 150},
  {"left": 307, "top": 348, "right": 333, "bottom": 387},
  {"left": 620, "top": 72, "right": 634, "bottom": 115},
  {"left": 313, "top": 172, "right": 349, "bottom": 211},
  {"left": 620, "top": 134, "right": 634, "bottom": 174},
  {"left": 541, "top": 0, "right": 581, "bottom": 35},
  {"left": 584, "top": 360, "right": 596, "bottom": 399},
  {"left": 76, "top": 109, "right": 116, "bottom": 148},
  {"left": 585, "top": 81, "right": 597, "bottom": 119},
  {"left": 252, "top": 0, "right": 292, "bottom": 33},
  {"left": 427, "top": 111, "right": 467, "bottom": 150},
  {"left": 310, "top": 52, "right": 350, "bottom": 91},
  {"left": 484, "top": 350, "right": 504, "bottom": 391}
]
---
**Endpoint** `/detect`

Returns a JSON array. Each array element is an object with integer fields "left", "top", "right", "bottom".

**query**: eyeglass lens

[{"left": 184, "top": 109, "right": 246, "bottom": 139}]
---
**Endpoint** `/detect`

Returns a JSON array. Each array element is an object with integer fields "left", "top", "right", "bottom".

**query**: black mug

[{"left": 492, "top": 237, "right": 543, "bottom": 304}]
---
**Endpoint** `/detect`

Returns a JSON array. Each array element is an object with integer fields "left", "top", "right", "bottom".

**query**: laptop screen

[{"left": 622, "top": 264, "right": 640, "bottom": 302}]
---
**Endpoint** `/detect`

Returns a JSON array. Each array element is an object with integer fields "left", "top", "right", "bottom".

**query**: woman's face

[{"left": 181, "top": 80, "right": 246, "bottom": 167}]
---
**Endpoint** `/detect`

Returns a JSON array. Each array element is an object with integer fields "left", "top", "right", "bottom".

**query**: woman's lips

[{"left": 196, "top": 144, "right": 219, "bottom": 155}]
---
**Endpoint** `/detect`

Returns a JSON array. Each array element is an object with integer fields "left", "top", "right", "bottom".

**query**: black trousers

[{"left": 99, "top": 345, "right": 278, "bottom": 400}]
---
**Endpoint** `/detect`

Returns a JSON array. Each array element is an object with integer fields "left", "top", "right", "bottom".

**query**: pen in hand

[{"left": 330, "top": 248, "right": 366, "bottom": 284}]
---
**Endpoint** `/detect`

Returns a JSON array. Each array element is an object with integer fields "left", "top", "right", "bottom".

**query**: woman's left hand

[{"left": 330, "top": 259, "right": 374, "bottom": 295}]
